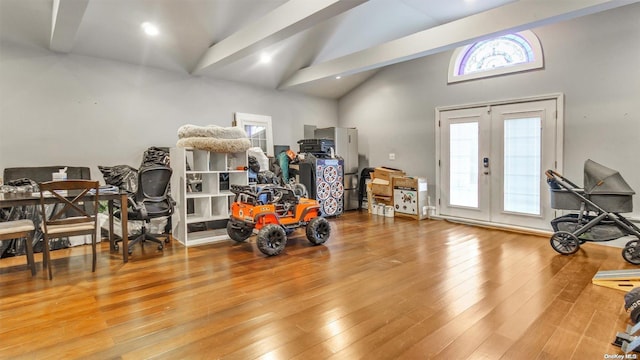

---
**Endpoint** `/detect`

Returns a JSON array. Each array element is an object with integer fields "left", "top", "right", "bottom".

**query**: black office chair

[
  {"left": 115, "top": 166, "right": 174, "bottom": 255},
  {"left": 358, "top": 167, "right": 375, "bottom": 210}
]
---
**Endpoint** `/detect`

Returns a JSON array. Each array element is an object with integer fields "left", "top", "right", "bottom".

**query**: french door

[{"left": 438, "top": 98, "right": 560, "bottom": 230}]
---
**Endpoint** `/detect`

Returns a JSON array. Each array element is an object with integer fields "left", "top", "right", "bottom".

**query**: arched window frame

[{"left": 448, "top": 30, "right": 543, "bottom": 83}]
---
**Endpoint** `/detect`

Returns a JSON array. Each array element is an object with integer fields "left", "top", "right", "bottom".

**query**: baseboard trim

[{"left": 437, "top": 216, "right": 552, "bottom": 237}]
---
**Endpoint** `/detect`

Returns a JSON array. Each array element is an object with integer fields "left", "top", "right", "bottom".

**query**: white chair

[{"left": 0, "top": 219, "right": 36, "bottom": 276}]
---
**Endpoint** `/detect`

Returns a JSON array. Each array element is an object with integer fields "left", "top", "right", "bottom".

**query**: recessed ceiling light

[
  {"left": 335, "top": 76, "right": 342, "bottom": 79},
  {"left": 260, "top": 53, "right": 272, "bottom": 64},
  {"left": 141, "top": 22, "right": 159, "bottom": 36}
]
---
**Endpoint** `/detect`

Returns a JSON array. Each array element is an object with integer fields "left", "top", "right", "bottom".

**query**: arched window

[{"left": 448, "top": 30, "right": 543, "bottom": 83}]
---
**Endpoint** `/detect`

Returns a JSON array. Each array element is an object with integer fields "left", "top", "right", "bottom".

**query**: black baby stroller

[{"left": 546, "top": 159, "right": 640, "bottom": 265}]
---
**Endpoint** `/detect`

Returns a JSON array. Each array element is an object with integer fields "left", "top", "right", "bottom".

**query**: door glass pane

[
  {"left": 504, "top": 117, "right": 541, "bottom": 214},
  {"left": 245, "top": 125, "right": 267, "bottom": 153},
  {"left": 450, "top": 122, "right": 478, "bottom": 208}
]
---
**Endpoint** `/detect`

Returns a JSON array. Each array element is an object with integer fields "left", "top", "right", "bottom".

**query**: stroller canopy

[{"left": 584, "top": 159, "right": 635, "bottom": 195}]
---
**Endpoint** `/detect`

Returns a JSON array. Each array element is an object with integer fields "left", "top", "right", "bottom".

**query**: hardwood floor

[{"left": 0, "top": 211, "right": 635, "bottom": 359}]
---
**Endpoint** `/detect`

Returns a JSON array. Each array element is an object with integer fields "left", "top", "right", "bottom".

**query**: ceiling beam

[
  {"left": 192, "top": 0, "right": 367, "bottom": 74},
  {"left": 50, "top": 0, "right": 89, "bottom": 53},
  {"left": 280, "top": 0, "right": 638, "bottom": 89}
]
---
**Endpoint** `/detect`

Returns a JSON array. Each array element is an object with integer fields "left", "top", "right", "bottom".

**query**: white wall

[
  {"left": 338, "top": 3, "right": 640, "bottom": 216},
  {"left": 0, "top": 41, "right": 338, "bottom": 182}
]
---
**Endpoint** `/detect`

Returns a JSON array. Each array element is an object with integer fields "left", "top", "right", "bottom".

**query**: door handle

[{"left": 483, "top": 157, "right": 490, "bottom": 175}]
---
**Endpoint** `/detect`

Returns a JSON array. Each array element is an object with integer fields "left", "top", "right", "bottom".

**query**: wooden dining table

[{"left": 0, "top": 190, "right": 131, "bottom": 263}]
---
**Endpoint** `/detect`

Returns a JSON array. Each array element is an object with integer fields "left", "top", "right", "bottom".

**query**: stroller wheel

[
  {"left": 622, "top": 240, "right": 640, "bottom": 265},
  {"left": 550, "top": 231, "right": 580, "bottom": 255}
]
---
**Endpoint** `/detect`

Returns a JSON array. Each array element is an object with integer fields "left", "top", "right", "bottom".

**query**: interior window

[
  {"left": 448, "top": 30, "right": 543, "bottom": 83},
  {"left": 234, "top": 113, "right": 274, "bottom": 156}
]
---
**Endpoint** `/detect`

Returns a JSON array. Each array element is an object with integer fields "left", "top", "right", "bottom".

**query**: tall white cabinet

[{"left": 170, "top": 147, "right": 248, "bottom": 246}]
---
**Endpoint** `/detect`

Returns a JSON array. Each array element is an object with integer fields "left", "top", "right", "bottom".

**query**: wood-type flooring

[{"left": 0, "top": 211, "right": 635, "bottom": 359}]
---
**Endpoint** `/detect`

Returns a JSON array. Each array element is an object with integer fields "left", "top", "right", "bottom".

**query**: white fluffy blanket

[
  {"left": 176, "top": 124, "right": 252, "bottom": 152},
  {"left": 178, "top": 124, "right": 248, "bottom": 139},
  {"left": 177, "top": 137, "right": 252, "bottom": 153}
]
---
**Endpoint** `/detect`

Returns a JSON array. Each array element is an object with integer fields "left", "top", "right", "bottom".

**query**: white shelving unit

[{"left": 170, "top": 147, "right": 248, "bottom": 246}]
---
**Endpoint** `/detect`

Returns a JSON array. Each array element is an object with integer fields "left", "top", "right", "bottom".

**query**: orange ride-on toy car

[{"left": 227, "top": 184, "right": 331, "bottom": 256}]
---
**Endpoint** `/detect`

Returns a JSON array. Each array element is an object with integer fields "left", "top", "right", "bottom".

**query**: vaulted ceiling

[{"left": 0, "top": 0, "right": 635, "bottom": 99}]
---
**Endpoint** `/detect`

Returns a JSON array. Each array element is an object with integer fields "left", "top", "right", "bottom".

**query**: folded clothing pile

[
  {"left": 141, "top": 146, "right": 170, "bottom": 167},
  {"left": 177, "top": 124, "right": 251, "bottom": 153},
  {"left": 98, "top": 165, "right": 138, "bottom": 193}
]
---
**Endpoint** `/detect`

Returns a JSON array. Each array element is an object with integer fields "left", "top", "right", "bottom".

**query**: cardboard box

[
  {"left": 393, "top": 176, "right": 429, "bottom": 220},
  {"left": 371, "top": 167, "right": 405, "bottom": 199},
  {"left": 373, "top": 195, "right": 392, "bottom": 206},
  {"left": 372, "top": 177, "right": 397, "bottom": 197},
  {"left": 373, "top": 167, "right": 405, "bottom": 182},
  {"left": 371, "top": 182, "right": 392, "bottom": 197}
]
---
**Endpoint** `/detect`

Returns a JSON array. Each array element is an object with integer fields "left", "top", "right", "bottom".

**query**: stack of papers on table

[{"left": 89, "top": 185, "right": 120, "bottom": 195}]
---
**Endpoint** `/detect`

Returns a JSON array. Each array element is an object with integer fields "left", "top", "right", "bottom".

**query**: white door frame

[{"left": 434, "top": 93, "right": 564, "bottom": 233}]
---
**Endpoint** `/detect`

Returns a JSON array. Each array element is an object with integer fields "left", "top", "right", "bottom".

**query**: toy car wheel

[
  {"left": 550, "top": 231, "right": 580, "bottom": 255},
  {"left": 257, "top": 224, "right": 287, "bottom": 256},
  {"left": 306, "top": 217, "right": 331, "bottom": 245},
  {"left": 622, "top": 240, "right": 640, "bottom": 265},
  {"left": 227, "top": 221, "right": 253, "bottom": 242}
]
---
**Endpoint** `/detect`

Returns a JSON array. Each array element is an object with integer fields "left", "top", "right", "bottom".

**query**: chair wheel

[
  {"left": 164, "top": 238, "right": 170, "bottom": 244},
  {"left": 114, "top": 244, "right": 119, "bottom": 251},
  {"left": 128, "top": 249, "right": 133, "bottom": 255},
  {"left": 158, "top": 245, "right": 163, "bottom": 250}
]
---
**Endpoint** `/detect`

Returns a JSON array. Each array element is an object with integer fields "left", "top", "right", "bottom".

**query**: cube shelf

[{"left": 170, "top": 147, "right": 248, "bottom": 246}]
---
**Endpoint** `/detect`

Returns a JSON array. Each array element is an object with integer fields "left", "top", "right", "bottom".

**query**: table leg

[
  {"left": 108, "top": 199, "right": 115, "bottom": 252},
  {"left": 120, "top": 193, "right": 128, "bottom": 263}
]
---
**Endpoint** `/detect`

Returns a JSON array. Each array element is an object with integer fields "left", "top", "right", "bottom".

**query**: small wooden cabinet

[{"left": 170, "top": 147, "right": 248, "bottom": 246}]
